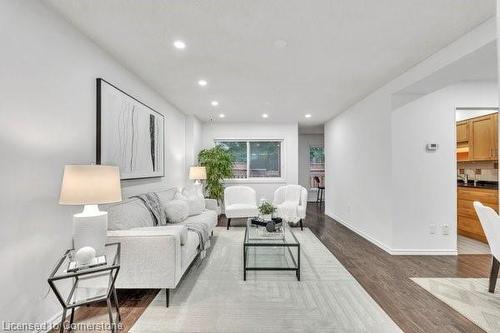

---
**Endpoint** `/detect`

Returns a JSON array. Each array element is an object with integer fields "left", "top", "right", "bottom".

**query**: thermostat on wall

[{"left": 426, "top": 143, "right": 438, "bottom": 152}]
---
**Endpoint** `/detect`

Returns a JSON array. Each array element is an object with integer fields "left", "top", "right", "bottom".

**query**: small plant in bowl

[{"left": 258, "top": 201, "right": 276, "bottom": 221}]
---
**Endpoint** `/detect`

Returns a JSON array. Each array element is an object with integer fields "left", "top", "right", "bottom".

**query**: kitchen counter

[{"left": 457, "top": 180, "right": 498, "bottom": 190}]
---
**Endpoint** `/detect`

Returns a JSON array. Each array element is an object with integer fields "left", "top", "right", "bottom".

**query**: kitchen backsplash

[{"left": 458, "top": 161, "right": 499, "bottom": 182}]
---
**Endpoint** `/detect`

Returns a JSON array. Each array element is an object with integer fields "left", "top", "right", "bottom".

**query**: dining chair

[{"left": 473, "top": 201, "right": 500, "bottom": 293}]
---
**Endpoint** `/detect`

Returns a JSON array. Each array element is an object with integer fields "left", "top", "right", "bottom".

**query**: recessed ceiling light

[
  {"left": 198, "top": 79, "right": 207, "bottom": 87},
  {"left": 219, "top": 113, "right": 225, "bottom": 118},
  {"left": 262, "top": 113, "right": 269, "bottom": 118},
  {"left": 211, "top": 101, "right": 219, "bottom": 107},
  {"left": 173, "top": 40, "right": 186, "bottom": 49},
  {"left": 274, "top": 39, "right": 288, "bottom": 48},
  {"left": 305, "top": 114, "right": 312, "bottom": 118}
]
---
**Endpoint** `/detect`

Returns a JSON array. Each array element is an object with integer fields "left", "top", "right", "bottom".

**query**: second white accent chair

[
  {"left": 474, "top": 201, "right": 500, "bottom": 293},
  {"left": 273, "top": 185, "right": 308, "bottom": 230},
  {"left": 224, "top": 186, "right": 259, "bottom": 229}
]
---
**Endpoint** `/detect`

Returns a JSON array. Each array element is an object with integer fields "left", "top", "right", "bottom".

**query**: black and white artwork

[{"left": 97, "top": 78, "right": 165, "bottom": 180}]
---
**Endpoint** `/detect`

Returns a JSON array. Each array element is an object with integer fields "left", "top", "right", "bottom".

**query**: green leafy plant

[
  {"left": 258, "top": 201, "right": 276, "bottom": 216},
  {"left": 198, "top": 145, "right": 233, "bottom": 202}
]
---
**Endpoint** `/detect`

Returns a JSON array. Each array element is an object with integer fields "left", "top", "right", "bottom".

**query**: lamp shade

[
  {"left": 189, "top": 166, "right": 207, "bottom": 180},
  {"left": 59, "top": 165, "right": 122, "bottom": 205}
]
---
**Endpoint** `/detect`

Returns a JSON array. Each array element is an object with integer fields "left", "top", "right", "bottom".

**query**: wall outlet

[
  {"left": 429, "top": 224, "right": 436, "bottom": 234},
  {"left": 441, "top": 224, "right": 450, "bottom": 235}
]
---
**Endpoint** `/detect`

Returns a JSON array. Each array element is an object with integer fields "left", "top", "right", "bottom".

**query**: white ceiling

[
  {"left": 44, "top": 0, "right": 495, "bottom": 127},
  {"left": 395, "top": 41, "right": 497, "bottom": 97}
]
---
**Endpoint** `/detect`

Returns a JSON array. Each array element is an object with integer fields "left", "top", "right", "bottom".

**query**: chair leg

[
  {"left": 166, "top": 288, "right": 170, "bottom": 307},
  {"left": 299, "top": 219, "right": 303, "bottom": 231},
  {"left": 227, "top": 218, "right": 231, "bottom": 230},
  {"left": 489, "top": 257, "right": 499, "bottom": 293}
]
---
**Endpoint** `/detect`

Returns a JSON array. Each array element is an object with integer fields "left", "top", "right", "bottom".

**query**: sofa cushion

[
  {"left": 181, "top": 231, "right": 200, "bottom": 270},
  {"left": 175, "top": 192, "right": 205, "bottom": 216},
  {"left": 156, "top": 188, "right": 178, "bottom": 206},
  {"left": 180, "top": 209, "right": 218, "bottom": 231},
  {"left": 164, "top": 200, "right": 189, "bottom": 223},
  {"left": 225, "top": 203, "right": 259, "bottom": 218},
  {"left": 105, "top": 198, "right": 155, "bottom": 230}
]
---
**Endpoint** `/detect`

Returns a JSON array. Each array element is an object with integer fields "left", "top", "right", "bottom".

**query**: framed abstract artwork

[{"left": 96, "top": 78, "right": 165, "bottom": 180}]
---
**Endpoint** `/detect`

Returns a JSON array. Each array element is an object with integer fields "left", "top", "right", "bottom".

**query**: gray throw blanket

[
  {"left": 132, "top": 192, "right": 166, "bottom": 226},
  {"left": 184, "top": 221, "right": 211, "bottom": 259}
]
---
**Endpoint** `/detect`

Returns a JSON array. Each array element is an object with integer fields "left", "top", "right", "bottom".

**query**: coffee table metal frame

[{"left": 243, "top": 223, "right": 300, "bottom": 281}]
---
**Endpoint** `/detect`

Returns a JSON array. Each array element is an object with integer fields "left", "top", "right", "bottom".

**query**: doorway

[{"left": 456, "top": 107, "right": 498, "bottom": 254}]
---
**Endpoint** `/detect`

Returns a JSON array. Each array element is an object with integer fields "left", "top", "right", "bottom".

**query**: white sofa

[{"left": 103, "top": 187, "right": 218, "bottom": 306}]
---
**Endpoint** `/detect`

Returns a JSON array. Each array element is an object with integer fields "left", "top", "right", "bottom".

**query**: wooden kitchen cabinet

[
  {"left": 457, "top": 186, "right": 498, "bottom": 243},
  {"left": 456, "top": 120, "right": 469, "bottom": 143},
  {"left": 470, "top": 114, "right": 497, "bottom": 160},
  {"left": 456, "top": 113, "right": 498, "bottom": 161}
]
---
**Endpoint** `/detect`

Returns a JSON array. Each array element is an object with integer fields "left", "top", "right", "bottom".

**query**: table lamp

[
  {"left": 189, "top": 166, "right": 207, "bottom": 185},
  {"left": 59, "top": 165, "right": 121, "bottom": 256}
]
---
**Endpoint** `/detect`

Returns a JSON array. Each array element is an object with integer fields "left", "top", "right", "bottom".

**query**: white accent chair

[
  {"left": 474, "top": 201, "right": 500, "bottom": 293},
  {"left": 224, "top": 186, "right": 259, "bottom": 229},
  {"left": 273, "top": 185, "right": 308, "bottom": 230}
]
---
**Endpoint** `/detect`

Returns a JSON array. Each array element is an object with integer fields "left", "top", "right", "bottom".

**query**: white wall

[
  {"left": 456, "top": 108, "right": 498, "bottom": 121},
  {"left": 298, "top": 134, "right": 324, "bottom": 201},
  {"left": 201, "top": 122, "right": 298, "bottom": 200},
  {"left": 185, "top": 115, "right": 203, "bottom": 172},
  {"left": 324, "top": 18, "right": 496, "bottom": 254},
  {"left": 392, "top": 81, "right": 497, "bottom": 254},
  {"left": 0, "top": 0, "right": 187, "bottom": 326}
]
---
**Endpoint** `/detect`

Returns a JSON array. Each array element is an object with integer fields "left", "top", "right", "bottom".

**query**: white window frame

[{"left": 215, "top": 138, "right": 286, "bottom": 184}]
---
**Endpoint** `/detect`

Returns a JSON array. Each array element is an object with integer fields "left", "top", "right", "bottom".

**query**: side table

[{"left": 48, "top": 243, "right": 121, "bottom": 332}]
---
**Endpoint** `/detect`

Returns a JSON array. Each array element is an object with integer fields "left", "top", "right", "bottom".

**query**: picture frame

[{"left": 96, "top": 78, "right": 165, "bottom": 180}]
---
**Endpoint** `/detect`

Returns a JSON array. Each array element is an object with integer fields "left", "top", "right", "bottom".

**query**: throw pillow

[
  {"left": 175, "top": 191, "right": 205, "bottom": 216},
  {"left": 164, "top": 200, "right": 189, "bottom": 223}
]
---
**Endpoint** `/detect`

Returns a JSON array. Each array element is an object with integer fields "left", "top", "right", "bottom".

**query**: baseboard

[
  {"left": 389, "top": 249, "right": 458, "bottom": 256},
  {"left": 325, "top": 210, "right": 393, "bottom": 254},
  {"left": 325, "top": 210, "right": 458, "bottom": 256},
  {"left": 38, "top": 310, "right": 62, "bottom": 333}
]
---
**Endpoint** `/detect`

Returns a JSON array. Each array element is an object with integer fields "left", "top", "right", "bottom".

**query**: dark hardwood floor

[{"left": 60, "top": 203, "right": 491, "bottom": 332}]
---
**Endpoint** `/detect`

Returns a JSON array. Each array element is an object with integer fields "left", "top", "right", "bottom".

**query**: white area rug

[
  {"left": 412, "top": 278, "right": 500, "bottom": 332},
  {"left": 131, "top": 227, "right": 401, "bottom": 333}
]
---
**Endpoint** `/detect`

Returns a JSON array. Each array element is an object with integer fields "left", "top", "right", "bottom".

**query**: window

[
  {"left": 216, "top": 140, "right": 282, "bottom": 179},
  {"left": 309, "top": 146, "right": 324, "bottom": 188},
  {"left": 219, "top": 141, "right": 247, "bottom": 179}
]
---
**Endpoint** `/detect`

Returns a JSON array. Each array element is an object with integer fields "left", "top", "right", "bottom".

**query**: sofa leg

[
  {"left": 166, "top": 288, "right": 170, "bottom": 307},
  {"left": 299, "top": 219, "right": 303, "bottom": 231},
  {"left": 227, "top": 218, "right": 231, "bottom": 230}
]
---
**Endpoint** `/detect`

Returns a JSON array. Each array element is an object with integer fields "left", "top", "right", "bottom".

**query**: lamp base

[{"left": 73, "top": 205, "right": 107, "bottom": 256}]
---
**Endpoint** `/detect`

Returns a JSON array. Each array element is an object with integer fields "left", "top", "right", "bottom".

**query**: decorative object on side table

[
  {"left": 189, "top": 166, "right": 207, "bottom": 185},
  {"left": 59, "top": 165, "right": 122, "bottom": 256},
  {"left": 251, "top": 217, "right": 283, "bottom": 232},
  {"left": 48, "top": 243, "right": 121, "bottom": 333},
  {"left": 189, "top": 166, "right": 207, "bottom": 197}
]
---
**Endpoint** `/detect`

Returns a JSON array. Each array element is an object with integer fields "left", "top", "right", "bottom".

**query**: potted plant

[
  {"left": 198, "top": 145, "right": 233, "bottom": 203},
  {"left": 258, "top": 201, "right": 276, "bottom": 221}
]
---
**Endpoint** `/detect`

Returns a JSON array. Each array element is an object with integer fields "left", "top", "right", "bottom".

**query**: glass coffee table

[{"left": 243, "top": 219, "right": 300, "bottom": 281}]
